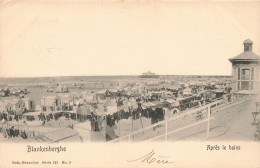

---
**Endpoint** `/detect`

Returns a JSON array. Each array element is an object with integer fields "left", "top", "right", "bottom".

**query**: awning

[
  {"left": 165, "top": 99, "right": 176, "bottom": 104},
  {"left": 64, "top": 109, "right": 77, "bottom": 114},
  {"left": 142, "top": 102, "right": 156, "bottom": 108},
  {"left": 213, "top": 89, "right": 224, "bottom": 93},
  {"left": 152, "top": 101, "right": 163, "bottom": 106},
  {"left": 23, "top": 111, "right": 42, "bottom": 116}
]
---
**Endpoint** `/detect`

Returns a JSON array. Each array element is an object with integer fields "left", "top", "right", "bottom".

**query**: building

[
  {"left": 229, "top": 39, "right": 260, "bottom": 99},
  {"left": 0, "top": 98, "right": 35, "bottom": 114},
  {"left": 21, "top": 98, "right": 35, "bottom": 112},
  {"left": 40, "top": 96, "right": 61, "bottom": 111},
  {"left": 56, "top": 84, "right": 69, "bottom": 93},
  {"left": 0, "top": 89, "right": 5, "bottom": 97},
  {"left": 139, "top": 71, "right": 159, "bottom": 78},
  {"left": 96, "top": 90, "right": 107, "bottom": 104}
]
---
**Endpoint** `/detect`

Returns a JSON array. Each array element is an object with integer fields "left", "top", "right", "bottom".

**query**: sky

[{"left": 0, "top": 0, "right": 260, "bottom": 77}]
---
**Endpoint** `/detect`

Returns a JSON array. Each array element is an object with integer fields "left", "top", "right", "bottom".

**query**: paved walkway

[
  {"left": 123, "top": 97, "right": 259, "bottom": 142},
  {"left": 209, "top": 98, "right": 257, "bottom": 141},
  {"left": 166, "top": 98, "right": 258, "bottom": 141}
]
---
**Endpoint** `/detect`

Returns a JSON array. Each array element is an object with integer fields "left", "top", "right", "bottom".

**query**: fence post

[
  {"left": 207, "top": 106, "right": 210, "bottom": 139},
  {"left": 165, "top": 121, "right": 168, "bottom": 142}
]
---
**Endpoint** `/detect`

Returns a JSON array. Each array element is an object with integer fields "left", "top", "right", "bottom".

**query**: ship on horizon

[{"left": 139, "top": 71, "right": 159, "bottom": 78}]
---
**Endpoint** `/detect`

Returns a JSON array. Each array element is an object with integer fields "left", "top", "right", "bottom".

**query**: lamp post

[
  {"left": 117, "top": 99, "right": 121, "bottom": 137},
  {"left": 131, "top": 106, "right": 134, "bottom": 142},
  {"left": 18, "top": 112, "right": 19, "bottom": 132},
  {"left": 118, "top": 109, "right": 120, "bottom": 137}
]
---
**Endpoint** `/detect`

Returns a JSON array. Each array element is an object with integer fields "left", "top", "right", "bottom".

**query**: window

[
  {"left": 244, "top": 44, "right": 250, "bottom": 51},
  {"left": 241, "top": 69, "right": 250, "bottom": 80},
  {"left": 241, "top": 81, "right": 250, "bottom": 90}
]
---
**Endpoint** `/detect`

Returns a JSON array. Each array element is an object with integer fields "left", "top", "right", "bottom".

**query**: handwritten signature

[{"left": 127, "top": 149, "right": 175, "bottom": 165}]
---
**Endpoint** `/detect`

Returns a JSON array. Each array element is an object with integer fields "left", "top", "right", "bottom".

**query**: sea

[{"left": 0, "top": 75, "right": 231, "bottom": 85}]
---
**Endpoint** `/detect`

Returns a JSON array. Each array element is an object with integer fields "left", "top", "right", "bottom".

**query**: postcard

[{"left": 0, "top": 0, "right": 259, "bottom": 167}]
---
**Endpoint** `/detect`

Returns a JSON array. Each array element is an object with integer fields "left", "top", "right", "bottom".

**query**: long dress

[
  {"left": 98, "top": 117, "right": 103, "bottom": 131},
  {"left": 95, "top": 120, "right": 99, "bottom": 131},
  {"left": 91, "top": 118, "right": 95, "bottom": 131}
]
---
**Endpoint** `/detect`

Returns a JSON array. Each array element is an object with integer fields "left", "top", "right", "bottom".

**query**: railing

[
  {"left": 109, "top": 98, "right": 224, "bottom": 143},
  {"left": 109, "top": 94, "right": 258, "bottom": 143}
]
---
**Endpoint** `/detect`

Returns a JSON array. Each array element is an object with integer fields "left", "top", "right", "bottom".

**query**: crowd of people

[
  {"left": 0, "top": 79, "right": 233, "bottom": 142},
  {"left": 0, "top": 113, "right": 22, "bottom": 122},
  {"left": 0, "top": 126, "right": 31, "bottom": 139},
  {"left": 106, "top": 107, "right": 165, "bottom": 127}
]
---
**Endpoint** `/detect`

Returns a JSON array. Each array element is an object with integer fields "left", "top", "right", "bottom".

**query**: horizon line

[{"left": 0, "top": 74, "right": 232, "bottom": 79}]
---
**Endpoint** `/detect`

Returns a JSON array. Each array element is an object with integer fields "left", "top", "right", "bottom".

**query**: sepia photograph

[{"left": 0, "top": 0, "right": 259, "bottom": 167}]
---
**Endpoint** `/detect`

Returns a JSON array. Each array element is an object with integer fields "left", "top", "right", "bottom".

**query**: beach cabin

[
  {"left": 117, "top": 89, "right": 126, "bottom": 97},
  {"left": 3, "top": 88, "right": 10, "bottom": 96},
  {"left": 22, "top": 98, "right": 35, "bottom": 112},
  {"left": 79, "top": 91, "right": 88, "bottom": 99},
  {"left": 58, "top": 94, "right": 72, "bottom": 111},
  {"left": 106, "top": 89, "right": 118, "bottom": 98},
  {"left": 85, "top": 92, "right": 95, "bottom": 103},
  {"left": 163, "top": 99, "right": 179, "bottom": 109},
  {"left": 176, "top": 96, "right": 199, "bottom": 111},
  {"left": 212, "top": 90, "right": 225, "bottom": 99},
  {"left": 14, "top": 99, "right": 26, "bottom": 115},
  {"left": 9, "top": 88, "right": 17, "bottom": 95},
  {"left": 2, "top": 99, "right": 19, "bottom": 113},
  {"left": 56, "top": 85, "right": 69, "bottom": 93},
  {"left": 5, "top": 103, "right": 15, "bottom": 114},
  {"left": 96, "top": 90, "right": 107, "bottom": 104},
  {"left": 15, "top": 89, "right": 24, "bottom": 97},
  {"left": 183, "top": 87, "right": 192, "bottom": 96},
  {"left": 0, "top": 89, "right": 5, "bottom": 97},
  {"left": 46, "top": 86, "right": 54, "bottom": 92},
  {"left": 41, "top": 96, "right": 61, "bottom": 112}
]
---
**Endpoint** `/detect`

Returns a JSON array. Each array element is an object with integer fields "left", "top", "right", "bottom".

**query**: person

[
  {"left": 4, "top": 129, "right": 8, "bottom": 138},
  {"left": 21, "top": 130, "right": 27, "bottom": 139},
  {"left": 198, "top": 101, "right": 202, "bottom": 107},
  {"left": 9, "top": 126, "right": 14, "bottom": 137},
  {"left": 91, "top": 116, "right": 95, "bottom": 131},
  {"left": 98, "top": 117, "right": 102, "bottom": 131},
  {"left": 14, "top": 129, "right": 19, "bottom": 137},
  {"left": 95, "top": 117, "right": 99, "bottom": 131},
  {"left": 68, "top": 113, "right": 71, "bottom": 120}
]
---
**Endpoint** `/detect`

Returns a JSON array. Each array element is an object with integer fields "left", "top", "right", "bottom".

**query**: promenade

[
  {"left": 109, "top": 96, "right": 259, "bottom": 142},
  {"left": 161, "top": 98, "right": 258, "bottom": 141}
]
